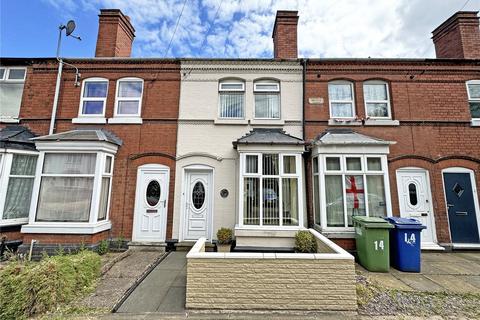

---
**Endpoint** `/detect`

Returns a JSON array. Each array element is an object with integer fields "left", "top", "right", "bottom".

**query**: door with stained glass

[
  {"left": 132, "top": 165, "right": 169, "bottom": 242},
  {"left": 183, "top": 169, "right": 212, "bottom": 240}
]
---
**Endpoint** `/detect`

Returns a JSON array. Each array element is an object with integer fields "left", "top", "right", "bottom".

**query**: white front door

[
  {"left": 132, "top": 165, "right": 169, "bottom": 242},
  {"left": 396, "top": 169, "right": 440, "bottom": 249},
  {"left": 183, "top": 169, "right": 212, "bottom": 241}
]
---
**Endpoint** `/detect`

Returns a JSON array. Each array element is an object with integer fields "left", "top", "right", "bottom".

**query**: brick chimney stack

[
  {"left": 95, "top": 9, "right": 135, "bottom": 57},
  {"left": 432, "top": 11, "right": 480, "bottom": 59},
  {"left": 272, "top": 11, "right": 299, "bottom": 59}
]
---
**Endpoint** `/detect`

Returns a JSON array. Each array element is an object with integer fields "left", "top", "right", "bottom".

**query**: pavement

[
  {"left": 357, "top": 251, "right": 480, "bottom": 294},
  {"left": 116, "top": 251, "right": 187, "bottom": 313}
]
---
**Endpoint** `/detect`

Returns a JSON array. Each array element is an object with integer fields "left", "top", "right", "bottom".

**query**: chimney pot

[
  {"left": 95, "top": 9, "right": 135, "bottom": 58},
  {"left": 432, "top": 11, "right": 480, "bottom": 59},
  {"left": 272, "top": 10, "right": 299, "bottom": 59}
]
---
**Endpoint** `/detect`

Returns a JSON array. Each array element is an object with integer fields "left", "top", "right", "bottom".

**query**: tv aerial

[{"left": 56, "top": 20, "right": 82, "bottom": 86}]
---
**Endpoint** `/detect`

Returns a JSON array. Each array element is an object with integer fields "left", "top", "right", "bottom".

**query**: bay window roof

[
  {"left": 314, "top": 129, "right": 394, "bottom": 146},
  {"left": 32, "top": 128, "right": 122, "bottom": 146},
  {"left": 0, "top": 125, "right": 37, "bottom": 151},
  {"left": 233, "top": 128, "right": 304, "bottom": 148}
]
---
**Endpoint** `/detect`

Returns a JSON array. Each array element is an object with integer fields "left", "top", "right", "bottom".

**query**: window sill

[
  {"left": 21, "top": 220, "right": 111, "bottom": 234},
  {"left": 364, "top": 119, "right": 399, "bottom": 126},
  {"left": 108, "top": 117, "right": 143, "bottom": 124},
  {"left": 0, "top": 218, "right": 28, "bottom": 227},
  {"left": 250, "top": 119, "right": 285, "bottom": 125},
  {"left": 471, "top": 119, "right": 480, "bottom": 127},
  {"left": 328, "top": 119, "right": 362, "bottom": 126},
  {"left": 72, "top": 117, "right": 107, "bottom": 124},
  {"left": 0, "top": 118, "right": 20, "bottom": 123},
  {"left": 214, "top": 119, "right": 248, "bottom": 125}
]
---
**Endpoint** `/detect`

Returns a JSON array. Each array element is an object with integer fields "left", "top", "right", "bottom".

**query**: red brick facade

[
  {"left": 304, "top": 60, "right": 480, "bottom": 247},
  {"left": 95, "top": 9, "right": 135, "bottom": 58},
  {"left": 272, "top": 11, "right": 299, "bottom": 59}
]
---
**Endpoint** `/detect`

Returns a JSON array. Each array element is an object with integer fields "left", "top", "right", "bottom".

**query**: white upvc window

[
  {"left": 0, "top": 151, "right": 38, "bottom": 226},
  {"left": 78, "top": 78, "right": 109, "bottom": 117},
  {"left": 114, "top": 77, "right": 144, "bottom": 117},
  {"left": 0, "top": 66, "right": 27, "bottom": 122},
  {"left": 466, "top": 80, "right": 480, "bottom": 120},
  {"left": 363, "top": 81, "right": 391, "bottom": 119},
  {"left": 254, "top": 80, "right": 280, "bottom": 119},
  {"left": 313, "top": 155, "right": 391, "bottom": 230},
  {"left": 218, "top": 80, "right": 245, "bottom": 119},
  {"left": 328, "top": 81, "right": 355, "bottom": 119},
  {"left": 24, "top": 144, "right": 117, "bottom": 234},
  {"left": 240, "top": 153, "right": 302, "bottom": 227}
]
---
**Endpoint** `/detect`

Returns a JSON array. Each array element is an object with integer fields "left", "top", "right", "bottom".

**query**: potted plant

[
  {"left": 216, "top": 227, "right": 233, "bottom": 252},
  {"left": 294, "top": 230, "right": 318, "bottom": 253}
]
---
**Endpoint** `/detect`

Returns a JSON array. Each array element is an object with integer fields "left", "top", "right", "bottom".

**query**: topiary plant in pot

[
  {"left": 294, "top": 230, "right": 318, "bottom": 253},
  {"left": 216, "top": 227, "right": 233, "bottom": 252}
]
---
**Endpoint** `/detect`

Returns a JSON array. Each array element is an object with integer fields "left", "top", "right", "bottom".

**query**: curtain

[
  {"left": 366, "top": 103, "right": 388, "bottom": 117},
  {"left": 43, "top": 153, "right": 96, "bottom": 174},
  {"left": 325, "top": 175, "right": 344, "bottom": 227},
  {"left": 244, "top": 177, "right": 260, "bottom": 225},
  {"left": 282, "top": 178, "right": 298, "bottom": 226},
  {"left": 262, "top": 154, "right": 279, "bottom": 175},
  {"left": 36, "top": 177, "right": 94, "bottom": 222},
  {"left": 331, "top": 102, "right": 353, "bottom": 117},
  {"left": 98, "top": 177, "right": 110, "bottom": 221},
  {"left": 367, "top": 175, "right": 387, "bottom": 217},
  {"left": 345, "top": 175, "right": 366, "bottom": 226},
  {"left": 3, "top": 155, "right": 37, "bottom": 220},
  {"left": 255, "top": 94, "right": 279, "bottom": 118},
  {"left": 245, "top": 155, "right": 258, "bottom": 173},
  {"left": 363, "top": 84, "right": 387, "bottom": 101},
  {"left": 0, "top": 83, "right": 24, "bottom": 118},
  {"left": 283, "top": 156, "right": 296, "bottom": 174},
  {"left": 262, "top": 178, "right": 279, "bottom": 225},
  {"left": 329, "top": 84, "right": 352, "bottom": 100},
  {"left": 220, "top": 92, "right": 244, "bottom": 118},
  {"left": 468, "top": 83, "right": 480, "bottom": 99}
]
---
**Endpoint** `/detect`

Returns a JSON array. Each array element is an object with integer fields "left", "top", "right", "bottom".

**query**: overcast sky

[{"left": 1, "top": 0, "right": 479, "bottom": 58}]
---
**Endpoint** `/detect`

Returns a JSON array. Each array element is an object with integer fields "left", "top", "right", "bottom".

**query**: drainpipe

[
  {"left": 301, "top": 58, "right": 306, "bottom": 141},
  {"left": 49, "top": 58, "right": 63, "bottom": 135},
  {"left": 301, "top": 58, "right": 313, "bottom": 228}
]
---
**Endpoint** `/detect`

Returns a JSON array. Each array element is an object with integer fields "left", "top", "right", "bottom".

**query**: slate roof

[
  {"left": 233, "top": 128, "right": 304, "bottom": 148},
  {"left": 0, "top": 125, "right": 37, "bottom": 151},
  {"left": 33, "top": 129, "right": 123, "bottom": 146},
  {"left": 313, "top": 129, "right": 394, "bottom": 145}
]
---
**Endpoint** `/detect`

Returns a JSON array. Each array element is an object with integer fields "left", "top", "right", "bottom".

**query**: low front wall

[{"left": 186, "top": 229, "right": 357, "bottom": 312}]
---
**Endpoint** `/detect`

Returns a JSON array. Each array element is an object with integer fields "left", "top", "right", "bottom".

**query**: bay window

[
  {"left": 313, "top": 155, "right": 390, "bottom": 230},
  {"left": 0, "top": 152, "right": 38, "bottom": 225},
  {"left": 254, "top": 80, "right": 280, "bottom": 119},
  {"left": 466, "top": 80, "right": 480, "bottom": 120},
  {"left": 241, "top": 153, "right": 301, "bottom": 227},
  {"left": 363, "top": 81, "right": 391, "bottom": 119},
  {"left": 328, "top": 81, "right": 355, "bottom": 119},
  {"left": 219, "top": 80, "right": 245, "bottom": 119}
]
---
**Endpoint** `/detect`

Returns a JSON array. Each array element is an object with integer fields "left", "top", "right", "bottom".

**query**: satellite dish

[{"left": 66, "top": 20, "right": 76, "bottom": 36}]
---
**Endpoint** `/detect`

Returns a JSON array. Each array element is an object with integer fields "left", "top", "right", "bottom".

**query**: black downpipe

[{"left": 301, "top": 58, "right": 313, "bottom": 228}]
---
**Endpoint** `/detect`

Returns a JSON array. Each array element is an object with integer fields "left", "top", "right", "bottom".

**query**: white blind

[
  {"left": 255, "top": 94, "right": 280, "bottom": 118},
  {"left": 219, "top": 92, "right": 244, "bottom": 118}
]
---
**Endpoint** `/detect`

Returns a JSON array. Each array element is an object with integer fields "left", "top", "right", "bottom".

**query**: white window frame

[
  {"left": 23, "top": 142, "right": 117, "bottom": 234},
  {"left": 363, "top": 80, "right": 391, "bottom": 119},
  {"left": 466, "top": 80, "right": 480, "bottom": 121},
  {"left": 218, "top": 80, "right": 245, "bottom": 119},
  {"left": 253, "top": 80, "right": 281, "bottom": 120},
  {"left": 0, "top": 150, "right": 38, "bottom": 226},
  {"left": 328, "top": 81, "right": 356, "bottom": 120},
  {"left": 98, "top": 155, "right": 114, "bottom": 221},
  {"left": 113, "top": 77, "right": 144, "bottom": 118},
  {"left": 238, "top": 152, "right": 304, "bottom": 229},
  {"left": 78, "top": 77, "right": 109, "bottom": 118},
  {"left": 314, "top": 154, "right": 392, "bottom": 231},
  {"left": 0, "top": 66, "right": 27, "bottom": 123}
]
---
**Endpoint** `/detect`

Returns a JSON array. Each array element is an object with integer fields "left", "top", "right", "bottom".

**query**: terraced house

[{"left": 0, "top": 9, "right": 479, "bottom": 254}]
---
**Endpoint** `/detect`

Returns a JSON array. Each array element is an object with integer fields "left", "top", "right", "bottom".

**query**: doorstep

[
  {"left": 421, "top": 242, "right": 446, "bottom": 251},
  {"left": 127, "top": 241, "right": 166, "bottom": 252},
  {"left": 452, "top": 243, "right": 480, "bottom": 250}
]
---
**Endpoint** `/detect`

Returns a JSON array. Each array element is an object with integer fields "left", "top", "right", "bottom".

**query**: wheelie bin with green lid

[{"left": 353, "top": 216, "right": 394, "bottom": 272}]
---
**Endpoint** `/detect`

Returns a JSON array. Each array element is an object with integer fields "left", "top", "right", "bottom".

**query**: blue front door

[{"left": 443, "top": 172, "right": 480, "bottom": 244}]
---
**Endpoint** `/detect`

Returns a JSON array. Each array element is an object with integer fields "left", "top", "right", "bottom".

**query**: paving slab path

[{"left": 116, "top": 251, "right": 187, "bottom": 313}]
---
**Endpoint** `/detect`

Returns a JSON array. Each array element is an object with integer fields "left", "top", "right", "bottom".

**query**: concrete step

[{"left": 127, "top": 242, "right": 166, "bottom": 252}]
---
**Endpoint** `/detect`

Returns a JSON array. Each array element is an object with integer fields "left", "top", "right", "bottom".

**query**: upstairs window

[
  {"left": 254, "top": 80, "right": 280, "bottom": 119},
  {"left": 114, "top": 78, "right": 143, "bottom": 117},
  {"left": 328, "top": 81, "right": 355, "bottom": 119},
  {"left": 467, "top": 80, "right": 480, "bottom": 119},
  {"left": 0, "top": 67, "right": 27, "bottom": 122},
  {"left": 79, "top": 78, "right": 108, "bottom": 117},
  {"left": 364, "top": 81, "right": 391, "bottom": 119},
  {"left": 218, "top": 80, "right": 245, "bottom": 118}
]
